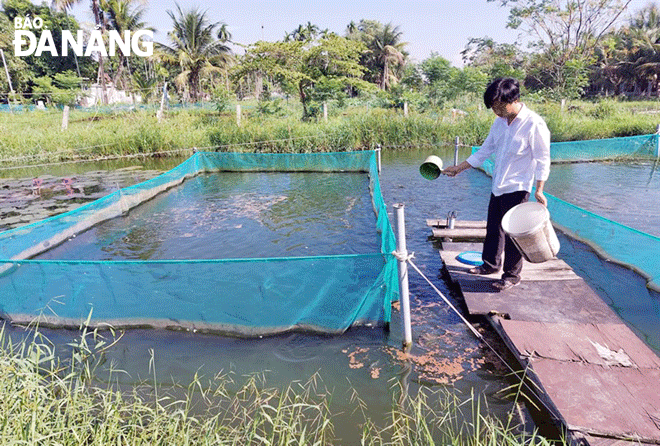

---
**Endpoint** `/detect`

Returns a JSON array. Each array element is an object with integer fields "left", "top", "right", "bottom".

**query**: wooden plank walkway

[
  {"left": 431, "top": 220, "right": 660, "bottom": 446},
  {"left": 426, "top": 219, "right": 487, "bottom": 240}
]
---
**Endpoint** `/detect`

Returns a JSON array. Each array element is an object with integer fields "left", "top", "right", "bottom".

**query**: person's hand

[
  {"left": 442, "top": 161, "right": 472, "bottom": 177},
  {"left": 442, "top": 165, "right": 460, "bottom": 177},
  {"left": 535, "top": 190, "right": 547, "bottom": 207}
]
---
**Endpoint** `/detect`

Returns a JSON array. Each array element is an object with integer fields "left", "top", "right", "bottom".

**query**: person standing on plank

[{"left": 442, "top": 77, "right": 551, "bottom": 291}]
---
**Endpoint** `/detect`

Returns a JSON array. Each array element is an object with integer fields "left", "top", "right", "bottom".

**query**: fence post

[
  {"left": 376, "top": 144, "right": 382, "bottom": 173},
  {"left": 1, "top": 49, "right": 15, "bottom": 113},
  {"left": 61, "top": 105, "right": 70, "bottom": 130},
  {"left": 393, "top": 203, "right": 412, "bottom": 350},
  {"left": 403, "top": 101, "right": 408, "bottom": 117},
  {"left": 323, "top": 102, "right": 328, "bottom": 122},
  {"left": 236, "top": 104, "right": 242, "bottom": 127},
  {"left": 156, "top": 82, "right": 168, "bottom": 122},
  {"left": 454, "top": 136, "right": 460, "bottom": 166}
]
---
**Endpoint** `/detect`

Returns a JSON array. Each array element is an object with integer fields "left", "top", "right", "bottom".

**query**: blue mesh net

[
  {"left": 472, "top": 133, "right": 660, "bottom": 291},
  {"left": 0, "top": 151, "right": 398, "bottom": 335}
]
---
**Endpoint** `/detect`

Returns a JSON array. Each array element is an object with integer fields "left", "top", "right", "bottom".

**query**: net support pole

[
  {"left": 393, "top": 203, "right": 412, "bottom": 350},
  {"left": 454, "top": 136, "right": 460, "bottom": 166},
  {"left": 376, "top": 144, "right": 382, "bottom": 173},
  {"left": 656, "top": 124, "right": 660, "bottom": 158}
]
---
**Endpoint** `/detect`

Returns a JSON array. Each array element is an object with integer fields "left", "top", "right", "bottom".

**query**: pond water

[
  {"left": 2, "top": 148, "right": 659, "bottom": 442},
  {"left": 547, "top": 160, "right": 660, "bottom": 237},
  {"left": 35, "top": 172, "right": 380, "bottom": 260}
]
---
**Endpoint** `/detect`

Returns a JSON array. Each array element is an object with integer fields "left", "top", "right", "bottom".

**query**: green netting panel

[
  {"left": 0, "top": 150, "right": 399, "bottom": 335},
  {"left": 550, "top": 133, "right": 658, "bottom": 162},
  {"left": 474, "top": 133, "right": 659, "bottom": 175},
  {"left": 546, "top": 195, "right": 660, "bottom": 292},
  {"left": 471, "top": 134, "right": 660, "bottom": 291}
]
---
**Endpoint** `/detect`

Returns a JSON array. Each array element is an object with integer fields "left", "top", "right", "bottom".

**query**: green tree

[
  {"left": 490, "top": 0, "right": 633, "bottom": 97},
  {"left": 101, "top": 0, "right": 152, "bottom": 90},
  {"left": 0, "top": 12, "right": 30, "bottom": 99},
  {"left": 235, "top": 34, "right": 373, "bottom": 119},
  {"left": 159, "top": 3, "right": 232, "bottom": 102},
  {"left": 462, "top": 36, "right": 526, "bottom": 80},
  {"left": 33, "top": 70, "right": 82, "bottom": 105},
  {"left": 346, "top": 20, "right": 408, "bottom": 90},
  {"left": 284, "top": 22, "right": 323, "bottom": 42},
  {"left": 625, "top": 4, "right": 660, "bottom": 96},
  {"left": 53, "top": 0, "right": 110, "bottom": 102}
]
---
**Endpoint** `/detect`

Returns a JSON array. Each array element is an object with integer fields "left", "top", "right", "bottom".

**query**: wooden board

[
  {"left": 442, "top": 248, "right": 580, "bottom": 282},
  {"left": 461, "top": 278, "right": 622, "bottom": 323},
  {"left": 497, "top": 320, "right": 660, "bottom": 369},
  {"left": 440, "top": 244, "right": 621, "bottom": 323},
  {"left": 438, "top": 239, "right": 660, "bottom": 446},
  {"left": 531, "top": 359, "right": 660, "bottom": 443},
  {"left": 574, "top": 433, "right": 659, "bottom": 446},
  {"left": 426, "top": 219, "right": 487, "bottom": 228},
  {"left": 431, "top": 227, "right": 487, "bottom": 239}
]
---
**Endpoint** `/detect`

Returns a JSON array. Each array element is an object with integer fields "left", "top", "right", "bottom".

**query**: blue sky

[{"left": 66, "top": 0, "right": 653, "bottom": 66}]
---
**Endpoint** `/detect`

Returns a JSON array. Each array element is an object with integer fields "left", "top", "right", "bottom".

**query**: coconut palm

[
  {"left": 101, "top": 0, "right": 152, "bottom": 90},
  {"left": 371, "top": 23, "right": 407, "bottom": 90},
  {"left": 345, "top": 20, "right": 408, "bottom": 90},
  {"left": 159, "top": 3, "right": 232, "bottom": 101},
  {"left": 628, "top": 5, "right": 660, "bottom": 96},
  {"left": 284, "top": 22, "right": 321, "bottom": 42},
  {"left": 53, "top": 0, "right": 108, "bottom": 102}
]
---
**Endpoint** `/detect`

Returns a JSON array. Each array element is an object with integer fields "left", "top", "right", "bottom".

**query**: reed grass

[{"left": 0, "top": 320, "right": 565, "bottom": 446}]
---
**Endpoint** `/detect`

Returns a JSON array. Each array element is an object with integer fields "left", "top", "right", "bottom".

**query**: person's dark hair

[{"left": 484, "top": 78, "right": 520, "bottom": 109}]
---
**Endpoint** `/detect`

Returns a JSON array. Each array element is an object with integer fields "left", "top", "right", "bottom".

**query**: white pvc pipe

[
  {"left": 376, "top": 144, "right": 382, "bottom": 173},
  {"left": 393, "top": 203, "right": 412, "bottom": 349}
]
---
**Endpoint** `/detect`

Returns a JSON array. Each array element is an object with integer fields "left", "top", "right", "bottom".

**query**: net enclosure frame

[
  {"left": 474, "top": 132, "right": 660, "bottom": 292},
  {"left": 0, "top": 150, "right": 399, "bottom": 336}
]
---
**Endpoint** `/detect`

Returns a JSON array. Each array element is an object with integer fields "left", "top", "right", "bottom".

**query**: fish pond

[{"left": 0, "top": 147, "right": 658, "bottom": 443}]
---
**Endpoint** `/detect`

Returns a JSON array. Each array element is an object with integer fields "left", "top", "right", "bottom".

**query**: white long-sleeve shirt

[{"left": 466, "top": 104, "right": 551, "bottom": 197}]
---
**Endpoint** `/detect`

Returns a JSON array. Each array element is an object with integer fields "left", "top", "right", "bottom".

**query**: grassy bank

[
  {"left": 0, "top": 324, "right": 561, "bottom": 445},
  {"left": 1, "top": 99, "right": 659, "bottom": 168}
]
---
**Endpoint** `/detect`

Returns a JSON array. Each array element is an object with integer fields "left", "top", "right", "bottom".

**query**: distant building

[{"left": 79, "top": 83, "right": 141, "bottom": 107}]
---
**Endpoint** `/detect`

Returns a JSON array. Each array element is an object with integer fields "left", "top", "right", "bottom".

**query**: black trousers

[{"left": 482, "top": 191, "right": 530, "bottom": 280}]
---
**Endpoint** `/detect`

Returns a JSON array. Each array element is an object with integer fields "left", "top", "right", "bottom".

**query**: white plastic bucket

[
  {"left": 501, "top": 202, "right": 560, "bottom": 263},
  {"left": 419, "top": 155, "right": 443, "bottom": 180}
]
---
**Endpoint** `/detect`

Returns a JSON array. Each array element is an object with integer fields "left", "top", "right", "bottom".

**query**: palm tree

[
  {"left": 160, "top": 3, "right": 232, "bottom": 102},
  {"left": 101, "top": 0, "right": 152, "bottom": 90},
  {"left": 371, "top": 23, "right": 407, "bottom": 90},
  {"left": 53, "top": 0, "right": 109, "bottom": 103},
  {"left": 284, "top": 22, "right": 321, "bottom": 42},
  {"left": 629, "top": 5, "right": 660, "bottom": 96},
  {"left": 345, "top": 20, "right": 407, "bottom": 90}
]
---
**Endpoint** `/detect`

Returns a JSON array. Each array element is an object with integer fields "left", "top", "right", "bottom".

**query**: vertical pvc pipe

[
  {"left": 376, "top": 144, "right": 382, "bottom": 173},
  {"left": 454, "top": 136, "right": 460, "bottom": 166},
  {"left": 393, "top": 203, "right": 412, "bottom": 350}
]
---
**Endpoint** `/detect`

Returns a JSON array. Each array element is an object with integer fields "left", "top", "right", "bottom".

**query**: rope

[
  {"left": 407, "top": 259, "right": 482, "bottom": 340},
  {"left": 391, "top": 250, "right": 414, "bottom": 263},
  {"left": 405, "top": 257, "right": 564, "bottom": 421}
]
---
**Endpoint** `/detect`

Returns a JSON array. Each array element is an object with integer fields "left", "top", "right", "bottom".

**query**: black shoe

[
  {"left": 468, "top": 265, "right": 498, "bottom": 275},
  {"left": 492, "top": 277, "right": 521, "bottom": 291}
]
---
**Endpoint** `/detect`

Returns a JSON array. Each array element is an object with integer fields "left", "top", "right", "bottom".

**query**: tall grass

[
  {"left": 0, "top": 321, "right": 563, "bottom": 445},
  {"left": 1, "top": 99, "right": 658, "bottom": 168}
]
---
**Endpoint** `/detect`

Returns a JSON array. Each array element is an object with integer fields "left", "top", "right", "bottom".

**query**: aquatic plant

[{"left": 0, "top": 321, "right": 564, "bottom": 445}]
